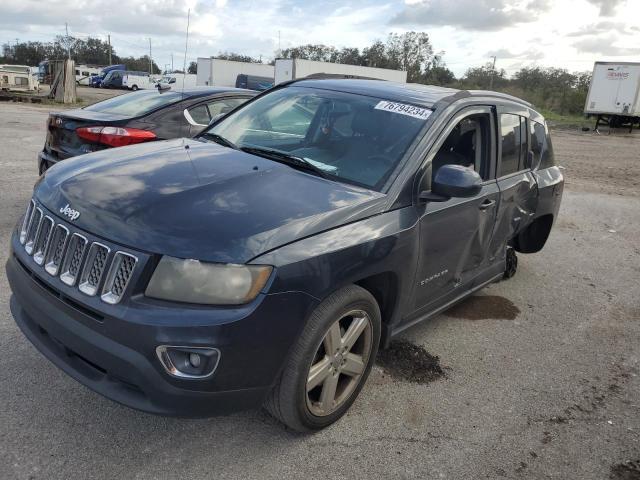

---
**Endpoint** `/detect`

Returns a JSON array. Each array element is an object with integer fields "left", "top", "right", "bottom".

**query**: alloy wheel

[{"left": 305, "top": 309, "right": 373, "bottom": 417}]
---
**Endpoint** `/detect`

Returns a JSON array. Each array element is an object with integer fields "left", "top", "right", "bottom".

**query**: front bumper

[{"left": 7, "top": 250, "right": 318, "bottom": 417}]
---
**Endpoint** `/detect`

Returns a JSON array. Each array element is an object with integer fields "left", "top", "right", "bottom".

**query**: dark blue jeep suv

[{"left": 7, "top": 79, "right": 563, "bottom": 431}]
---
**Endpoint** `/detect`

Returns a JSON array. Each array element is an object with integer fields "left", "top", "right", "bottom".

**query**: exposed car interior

[{"left": 432, "top": 114, "right": 490, "bottom": 181}]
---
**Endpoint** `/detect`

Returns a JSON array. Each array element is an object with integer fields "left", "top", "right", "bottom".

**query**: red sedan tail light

[{"left": 76, "top": 126, "right": 156, "bottom": 147}]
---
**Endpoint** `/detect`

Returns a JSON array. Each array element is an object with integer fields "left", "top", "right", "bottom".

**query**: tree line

[
  {"left": 1, "top": 36, "right": 162, "bottom": 74},
  {"left": 1, "top": 33, "right": 590, "bottom": 115}
]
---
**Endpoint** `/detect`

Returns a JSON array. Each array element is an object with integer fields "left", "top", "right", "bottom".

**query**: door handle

[{"left": 479, "top": 199, "right": 496, "bottom": 210}]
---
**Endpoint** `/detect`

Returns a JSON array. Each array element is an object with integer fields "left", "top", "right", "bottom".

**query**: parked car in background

[
  {"left": 38, "top": 86, "right": 255, "bottom": 173},
  {"left": 235, "top": 74, "right": 274, "bottom": 91},
  {"left": 90, "top": 64, "right": 125, "bottom": 88},
  {"left": 13, "top": 79, "right": 563, "bottom": 431}
]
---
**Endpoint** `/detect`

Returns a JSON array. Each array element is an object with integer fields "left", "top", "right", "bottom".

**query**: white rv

[
  {"left": 0, "top": 64, "right": 40, "bottom": 92},
  {"left": 274, "top": 59, "right": 407, "bottom": 85},
  {"left": 75, "top": 65, "right": 102, "bottom": 86}
]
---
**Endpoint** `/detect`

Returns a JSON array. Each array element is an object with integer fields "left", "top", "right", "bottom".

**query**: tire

[
  {"left": 265, "top": 285, "right": 381, "bottom": 432},
  {"left": 131, "top": 85, "right": 138, "bottom": 91}
]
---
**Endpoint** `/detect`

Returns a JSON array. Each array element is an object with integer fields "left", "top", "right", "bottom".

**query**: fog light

[
  {"left": 189, "top": 352, "right": 201, "bottom": 368},
  {"left": 156, "top": 346, "right": 220, "bottom": 379}
]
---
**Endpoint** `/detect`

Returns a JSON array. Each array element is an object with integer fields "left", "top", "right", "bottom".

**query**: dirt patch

[
  {"left": 376, "top": 340, "right": 444, "bottom": 384},
  {"left": 610, "top": 461, "right": 640, "bottom": 480},
  {"left": 551, "top": 130, "right": 640, "bottom": 197},
  {"left": 445, "top": 295, "right": 520, "bottom": 320}
]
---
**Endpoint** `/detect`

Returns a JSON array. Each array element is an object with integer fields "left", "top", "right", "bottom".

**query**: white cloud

[{"left": 1, "top": 0, "right": 639, "bottom": 78}]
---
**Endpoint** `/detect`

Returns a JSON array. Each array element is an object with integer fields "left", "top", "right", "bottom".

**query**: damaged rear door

[{"left": 488, "top": 110, "right": 538, "bottom": 261}]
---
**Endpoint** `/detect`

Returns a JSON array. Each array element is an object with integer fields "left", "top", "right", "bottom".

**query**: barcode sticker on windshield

[{"left": 374, "top": 101, "right": 432, "bottom": 120}]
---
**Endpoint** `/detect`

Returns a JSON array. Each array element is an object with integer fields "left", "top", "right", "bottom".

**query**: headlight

[{"left": 145, "top": 256, "right": 272, "bottom": 305}]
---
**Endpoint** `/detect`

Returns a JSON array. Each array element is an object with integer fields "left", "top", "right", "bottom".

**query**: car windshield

[
  {"left": 83, "top": 90, "right": 184, "bottom": 116},
  {"left": 202, "top": 86, "right": 430, "bottom": 190}
]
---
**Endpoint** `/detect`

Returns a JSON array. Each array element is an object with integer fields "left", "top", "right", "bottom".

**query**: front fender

[{"left": 252, "top": 207, "right": 420, "bottom": 326}]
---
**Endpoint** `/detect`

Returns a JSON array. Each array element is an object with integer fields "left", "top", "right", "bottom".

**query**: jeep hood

[{"left": 36, "top": 139, "right": 387, "bottom": 263}]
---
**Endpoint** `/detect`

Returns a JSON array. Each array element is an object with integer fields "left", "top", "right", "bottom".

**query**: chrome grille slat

[
  {"left": 19, "top": 199, "right": 35, "bottom": 244},
  {"left": 19, "top": 198, "right": 140, "bottom": 305},
  {"left": 24, "top": 207, "right": 43, "bottom": 255},
  {"left": 60, "top": 233, "right": 88, "bottom": 286},
  {"left": 44, "top": 224, "right": 70, "bottom": 276},
  {"left": 101, "top": 252, "right": 138, "bottom": 305},
  {"left": 79, "top": 243, "right": 111, "bottom": 296},
  {"left": 33, "top": 216, "right": 54, "bottom": 265}
]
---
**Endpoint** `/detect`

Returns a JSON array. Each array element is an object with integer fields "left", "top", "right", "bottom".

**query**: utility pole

[
  {"left": 107, "top": 34, "right": 112, "bottom": 65},
  {"left": 65, "top": 23, "right": 71, "bottom": 59},
  {"left": 489, "top": 55, "right": 497, "bottom": 89},
  {"left": 148, "top": 38, "right": 153, "bottom": 74},
  {"left": 171, "top": 53, "right": 174, "bottom": 72},
  {"left": 182, "top": 9, "right": 191, "bottom": 91}
]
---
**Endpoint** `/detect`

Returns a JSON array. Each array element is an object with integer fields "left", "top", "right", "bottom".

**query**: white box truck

[
  {"left": 196, "top": 58, "right": 274, "bottom": 87},
  {"left": 584, "top": 61, "right": 640, "bottom": 132},
  {"left": 274, "top": 58, "right": 407, "bottom": 85}
]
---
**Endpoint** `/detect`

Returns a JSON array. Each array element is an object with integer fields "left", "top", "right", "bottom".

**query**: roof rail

[
  {"left": 467, "top": 89, "right": 532, "bottom": 107},
  {"left": 296, "top": 73, "right": 385, "bottom": 81}
]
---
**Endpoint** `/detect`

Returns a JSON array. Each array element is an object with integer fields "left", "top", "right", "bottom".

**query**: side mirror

[{"left": 420, "top": 164, "right": 483, "bottom": 202}]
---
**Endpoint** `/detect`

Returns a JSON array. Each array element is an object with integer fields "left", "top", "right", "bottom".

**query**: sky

[{"left": 2, "top": 0, "right": 640, "bottom": 77}]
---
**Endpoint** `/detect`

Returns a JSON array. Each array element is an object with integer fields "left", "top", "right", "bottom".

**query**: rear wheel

[{"left": 265, "top": 285, "right": 381, "bottom": 432}]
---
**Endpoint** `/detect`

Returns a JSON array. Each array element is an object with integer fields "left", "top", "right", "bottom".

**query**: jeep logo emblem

[{"left": 59, "top": 204, "right": 80, "bottom": 221}]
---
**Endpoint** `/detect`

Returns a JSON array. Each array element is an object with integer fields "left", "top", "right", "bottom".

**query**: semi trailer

[
  {"left": 584, "top": 61, "right": 640, "bottom": 132},
  {"left": 274, "top": 58, "right": 407, "bottom": 85}
]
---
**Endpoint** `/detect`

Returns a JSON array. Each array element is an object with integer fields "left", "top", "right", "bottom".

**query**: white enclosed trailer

[
  {"left": 274, "top": 59, "right": 407, "bottom": 85},
  {"left": 584, "top": 61, "right": 640, "bottom": 131},
  {"left": 160, "top": 73, "right": 197, "bottom": 88},
  {"left": 196, "top": 58, "right": 274, "bottom": 87}
]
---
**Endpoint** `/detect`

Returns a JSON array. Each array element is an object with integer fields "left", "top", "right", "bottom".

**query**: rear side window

[
  {"left": 530, "top": 121, "right": 555, "bottom": 169},
  {"left": 188, "top": 104, "right": 211, "bottom": 125},
  {"left": 187, "top": 98, "right": 249, "bottom": 126},
  {"left": 84, "top": 91, "right": 184, "bottom": 116},
  {"left": 499, "top": 113, "right": 527, "bottom": 176},
  {"left": 207, "top": 97, "right": 246, "bottom": 118}
]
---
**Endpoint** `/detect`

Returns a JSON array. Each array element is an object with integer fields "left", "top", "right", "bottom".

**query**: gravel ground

[
  {"left": 38, "top": 84, "right": 127, "bottom": 104},
  {"left": 0, "top": 103, "right": 638, "bottom": 480}
]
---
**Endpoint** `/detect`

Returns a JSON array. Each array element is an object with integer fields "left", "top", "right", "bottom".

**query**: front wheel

[
  {"left": 131, "top": 85, "right": 138, "bottom": 91},
  {"left": 265, "top": 285, "right": 381, "bottom": 432}
]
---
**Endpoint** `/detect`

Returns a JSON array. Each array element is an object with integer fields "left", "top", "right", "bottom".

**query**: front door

[{"left": 410, "top": 106, "right": 500, "bottom": 314}]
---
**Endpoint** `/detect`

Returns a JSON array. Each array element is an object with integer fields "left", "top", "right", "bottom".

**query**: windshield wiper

[
  {"left": 240, "top": 146, "right": 331, "bottom": 179},
  {"left": 201, "top": 132, "right": 238, "bottom": 150}
]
